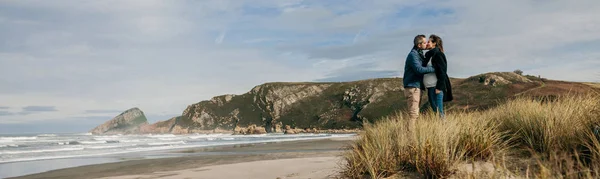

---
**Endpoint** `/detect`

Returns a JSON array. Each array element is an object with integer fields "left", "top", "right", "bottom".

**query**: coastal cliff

[{"left": 90, "top": 72, "right": 600, "bottom": 134}]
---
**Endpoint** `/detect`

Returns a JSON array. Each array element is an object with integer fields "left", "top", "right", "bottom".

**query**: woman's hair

[{"left": 429, "top": 34, "right": 444, "bottom": 52}]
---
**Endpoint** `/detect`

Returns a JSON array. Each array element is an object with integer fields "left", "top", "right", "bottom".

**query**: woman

[{"left": 423, "top": 34, "right": 453, "bottom": 119}]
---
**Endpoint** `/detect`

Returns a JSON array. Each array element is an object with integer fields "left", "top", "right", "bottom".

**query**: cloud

[
  {"left": 0, "top": 116, "right": 113, "bottom": 134},
  {"left": 1, "top": 0, "right": 599, "bottom": 132},
  {"left": 22, "top": 106, "right": 57, "bottom": 112},
  {"left": 0, "top": 110, "right": 32, "bottom": 116},
  {"left": 84, "top": 110, "right": 124, "bottom": 114},
  {"left": 0, "top": 106, "right": 56, "bottom": 116},
  {"left": 0, "top": 111, "right": 14, "bottom": 116},
  {"left": 215, "top": 30, "right": 227, "bottom": 44},
  {"left": 317, "top": 70, "right": 398, "bottom": 82},
  {"left": 285, "top": 0, "right": 600, "bottom": 82},
  {"left": 0, "top": 106, "right": 9, "bottom": 109}
]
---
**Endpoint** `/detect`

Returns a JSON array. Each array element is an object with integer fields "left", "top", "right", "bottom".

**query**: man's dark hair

[{"left": 413, "top": 34, "right": 426, "bottom": 49}]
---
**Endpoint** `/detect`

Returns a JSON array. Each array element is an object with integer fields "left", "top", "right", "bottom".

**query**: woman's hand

[{"left": 436, "top": 89, "right": 441, "bottom": 94}]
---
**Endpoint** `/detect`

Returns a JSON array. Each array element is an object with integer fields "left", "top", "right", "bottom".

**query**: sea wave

[
  {"left": 37, "top": 134, "right": 57, "bottom": 137},
  {"left": 85, "top": 144, "right": 136, "bottom": 150},
  {"left": 57, "top": 141, "right": 81, "bottom": 145},
  {"left": 147, "top": 134, "right": 176, "bottom": 138},
  {"left": 188, "top": 134, "right": 231, "bottom": 139},
  {"left": 0, "top": 150, "right": 129, "bottom": 164},
  {"left": 93, "top": 136, "right": 124, "bottom": 141},
  {"left": 147, "top": 141, "right": 186, "bottom": 146},
  {"left": 79, "top": 141, "right": 107, "bottom": 144},
  {"left": 157, "top": 137, "right": 185, "bottom": 141},
  {"left": 0, "top": 133, "right": 358, "bottom": 165},
  {"left": 0, "top": 137, "right": 37, "bottom": 140},
  {"left": 0, "top": 147, "right": 84, "bottom": 155},
  {"left": 0, "top": 144, "right": 19, "bottom": 148},
  {"left": 119, "top": 139, "right": 141, "bottom": 143}
]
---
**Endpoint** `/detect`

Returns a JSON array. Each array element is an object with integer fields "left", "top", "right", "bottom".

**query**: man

[{"left": 403, "top": 35, "right": 435, "bottom": 132}]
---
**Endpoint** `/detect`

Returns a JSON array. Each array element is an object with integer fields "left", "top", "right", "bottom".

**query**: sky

[{"left": 1, "top": 0, "right": 599, "bottom": 134}]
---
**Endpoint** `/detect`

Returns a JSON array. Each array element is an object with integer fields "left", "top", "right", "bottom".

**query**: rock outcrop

[
  {"left": 233, "top": 124, "right": 267, "bottom": 135},
  {"left": 139, "top": 116, "right": 179, "bottom": 134},
  {"left": 175, "top": 79, "right": 404, "bottom": 133},
  {"left": 471, "top": 72, "right": 532, "bottom": 86},
  {"left": 89, "top": 108, "right": 149, "bottom": 135}
]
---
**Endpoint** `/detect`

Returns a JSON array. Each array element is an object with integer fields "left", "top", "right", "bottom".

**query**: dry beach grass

[{"left": 342, "top": 93, "right": 600, "bottom": 178}]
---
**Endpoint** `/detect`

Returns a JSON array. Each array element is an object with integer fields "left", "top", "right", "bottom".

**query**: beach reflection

[{"left": 0, "top": 157, "right": 119, "bottom": 178}]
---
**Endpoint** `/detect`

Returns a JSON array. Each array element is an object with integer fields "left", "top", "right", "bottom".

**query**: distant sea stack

[{"left": 89, "top": 108, "right": 149, "bottom": 135}]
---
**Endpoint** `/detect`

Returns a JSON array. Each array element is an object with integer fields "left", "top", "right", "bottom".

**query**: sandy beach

[{"left": 9, "top": 136, "right": 356, "bottom": 179}]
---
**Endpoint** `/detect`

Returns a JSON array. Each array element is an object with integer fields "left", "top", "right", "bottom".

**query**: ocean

[{"left": 0, "top": 132, "right": 355, "bottom": 178}]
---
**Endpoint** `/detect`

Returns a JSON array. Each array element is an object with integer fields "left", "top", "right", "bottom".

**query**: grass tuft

[{"left": 342, "top": 93, "right": 600, "bottom": 178}]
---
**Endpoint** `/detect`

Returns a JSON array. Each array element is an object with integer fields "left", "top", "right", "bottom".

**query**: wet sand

[{"left": 10, "top": 136, "right": 356, "bottom": 179}]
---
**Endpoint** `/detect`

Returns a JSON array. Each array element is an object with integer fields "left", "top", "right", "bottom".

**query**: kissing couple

[{"left": 402, "top": 34, "right": 454, "bottom": 130}]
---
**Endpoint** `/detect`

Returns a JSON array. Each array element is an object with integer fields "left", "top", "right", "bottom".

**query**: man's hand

[{"left": 435, "top": 89, "right": 441, "bottom": 94}]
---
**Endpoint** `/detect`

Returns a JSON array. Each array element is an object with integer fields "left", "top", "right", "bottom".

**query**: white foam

[
  {"left": 58, "top": 142, "right": 76, "bottom": 145},
  {"left": 0, "top": 137, "right": 37, "bottom": 140},
  {"left": 241, "top": 134, "right": 268, "bottom": 137},
  {"left": 120, "top": 139, "right": 141, "bottom": 143},
  {"left": 1, "top": 144, "right": 19, "bottom": 148},
  {"left": 147, "top": 141, "right": 186, "bottom": 146},
  {"left": 0, "top": 133, "right": 358, "bottom": 165},
  {"left": 232, "top": 133, "right": 327, "bottom": 138},
  {"left": 0, "top": 150, "right": 132, "bottom": 164},
  {"left": 188, "top": 136, "right": 207, "bottom": 139},
  {"left": 37, "top": 134, "right": 57, "bottom": 137},
  {"left": 188, "top": 134, "right": 231, "bottom": 139},
  {"left": 93, "top": 138, "right": 118, "bottom": 141},
  {"left": 0, "top": 147, "right": 84, "bottom": 155},
  {"left": 93, "top": 135, "right": 121, "bottom": 139},
  {"left": 147, "top": 134, "right": 176, "bottom": 138},
  {"left": 85, "top": 144, "right": 135, "bottom": 150},
  {"left": 157, "top": 137, "right": 184, "bottom": 141},
  {"left": 79, "top": 141, "right": 107, "bottom": 144},
  {"left": 12, "top": 135, "right": 337, "bottom": 160},
  {"left": 93, "top": 135, "right": 130, "bottom": 141}
]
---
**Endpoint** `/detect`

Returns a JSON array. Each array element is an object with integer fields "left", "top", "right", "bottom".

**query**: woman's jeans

[{"left": 427, "top": 87, "right": 445, "bottom": 118}]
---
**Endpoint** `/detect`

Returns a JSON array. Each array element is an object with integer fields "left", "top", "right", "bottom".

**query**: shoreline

[
  {"left": 8, "top": 136, "right": 357, "bottom": 179},
  {"left": 0, "top": 133, "right": 356, "bottom": 166}
]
